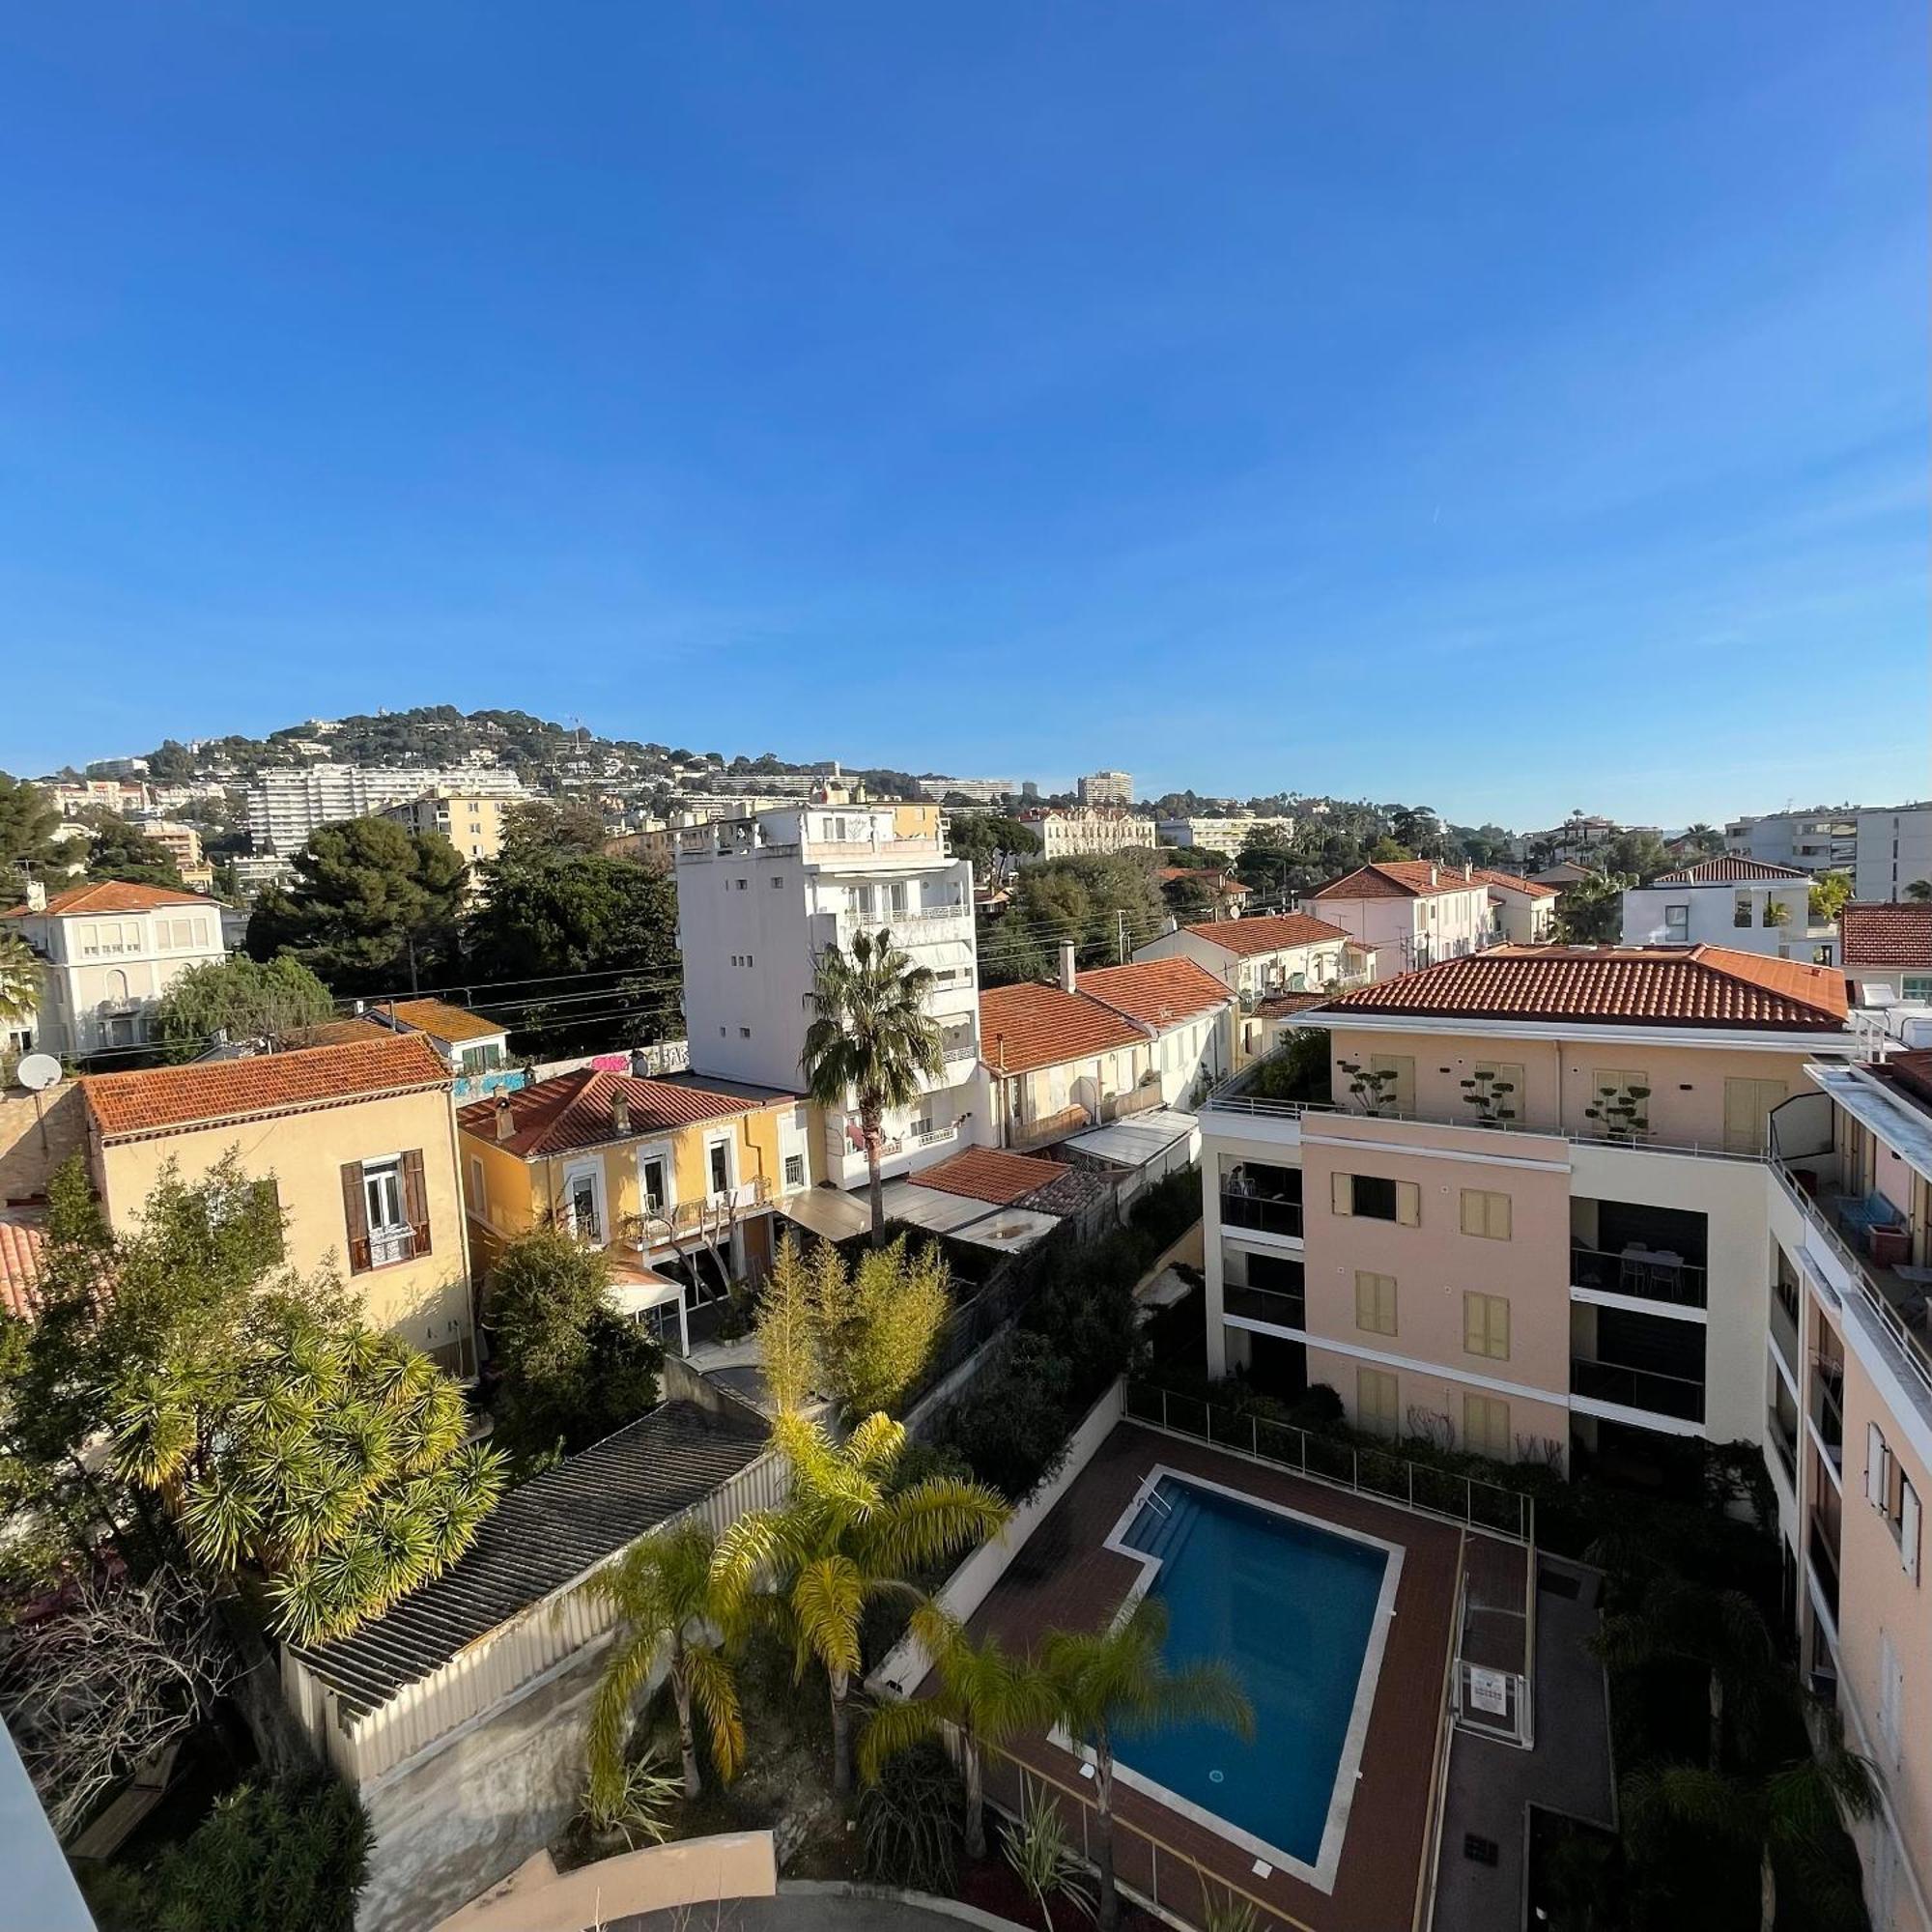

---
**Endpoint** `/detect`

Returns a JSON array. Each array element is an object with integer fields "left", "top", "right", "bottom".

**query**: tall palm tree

[
  {"left": 712, "top": 1409, "right": 1009, "bottom": 1797},
  {"left": 580, "top": 1519, "right": 746, "bottom": 1803},
  {"left": 860, "top": 1610, "right": 1057, "bottom": 1860},
  {"left": 1620, "top": 1710, "right": 1875, "bottom": 1932},
  {"left": 0, "top": 929, "right": 42, "bottom": 1033},
  {"left": 1041, "top": 1597, "right": 1253, "bottom": 1931},
  {"left": 801, "top": 930, "right": 944, "bottom": 1244}
]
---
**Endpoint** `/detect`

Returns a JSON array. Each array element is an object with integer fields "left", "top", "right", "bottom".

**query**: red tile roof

[
  {"left": 1839, "top": 903, "right": 1932, "bottom": 969},
  {"left": 3, "top": 879, "right": 209, "bottom": 919},
  {"left": 1651, "top": 857, "right": 1809, "bottom": 885},
  {"left": 1471, "top": 867, "right": 1559, "bottom": 899},
  {"left": 0, "top": 1210, "right": 46, "bottom": 1321},
  {"left": 457, "top": 1069, "right": 758, "bottom": 1158},
  {"left": 83, "top": 1035, "right": 451, "bottom": 1139},
  {"left": 1320, "top": 945, "right": 1848, "bottom": 1032},
  {"left": 382, "top": 998, "right": 506, "bottom": 1045},
  {"left": 980, "top": 981, "right": 1146, "bottom": 1076},
  {"left": 284, "top": 1018, "right": 394, "bottom": 1048},
  {"left": 1179, "top": 913, "right": 1352, "bottom": 958},
  {"left": 1308, "top": 862, "right": 1489, "bottom": 901},
  {"left": 1076, "top": 958, "right": 1233, "bottom": 1029},
  {"left": 917, "top": 1147, "right": 1068, "bottom": 1208}
]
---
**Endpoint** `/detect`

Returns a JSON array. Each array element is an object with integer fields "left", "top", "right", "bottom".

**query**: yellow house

[
  {"left": 78, "top": 1035, "right": 476, "bottom": 1377},
  {"left": 458, "top": 1068, "right": 813, "bottom": 1349}
]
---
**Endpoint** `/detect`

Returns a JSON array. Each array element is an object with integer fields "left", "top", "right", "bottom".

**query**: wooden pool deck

[{"left": 945, "top": 1419, "right": 1479, "bottom": 1932}]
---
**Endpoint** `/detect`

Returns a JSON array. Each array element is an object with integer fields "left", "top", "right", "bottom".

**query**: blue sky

[{"left": 0, "top": 4, "right": 1923, "bottom": 827}]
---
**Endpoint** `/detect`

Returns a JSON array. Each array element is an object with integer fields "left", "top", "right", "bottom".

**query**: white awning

[
  {"left": 1062, "top": 1107, "right": 1201, "bottom": 1172},
  {"left": 777, "top": 1187, "right": 874, "bottom": 1243}
]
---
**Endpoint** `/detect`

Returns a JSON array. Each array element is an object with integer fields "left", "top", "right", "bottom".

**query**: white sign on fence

[{"left": 1467, "top": 1665, "right": 1511, "bottom": 1717}]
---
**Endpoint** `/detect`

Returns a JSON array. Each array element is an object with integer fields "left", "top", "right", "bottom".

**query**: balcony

[
  {"left": 1570, "top": 1243, "right": 1707, "bottom": 1310},
  {"left": 1009, "top": 1105, "right": 1092, "bottom": 1152},
  {"left": 1570, "top": 1354, "right": 1706, "bottom": 1424},
  {"left": 1809, "top": 1363, "right": 1844, "bottom": 1470},
  {"left": 1770, "top": 1268, "right": 1802, "bottom": 1379},
  {"left": 1767, "top": 1402, "right": 1799, "bottom": 1485},
  {"left": 1224, "top": 1282, "right": 1306, "bottom": 1329},
  {"left": 1220, "top": 1191, "right": 1303, "bottom": 1239},
  {"left": 1807, "top": 1505, "right": 1841, "bottom": 1625}
]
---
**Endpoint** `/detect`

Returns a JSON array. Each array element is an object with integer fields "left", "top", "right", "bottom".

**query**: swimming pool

[{"left": 1099, "top": 1469, "right": 1401, "bottom": 1889}]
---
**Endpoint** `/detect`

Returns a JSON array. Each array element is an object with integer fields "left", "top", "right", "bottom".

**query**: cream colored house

[
  {"left": 3, "top": 879, "right": 229, "bottom": 1059},
  {"left": 1016, "top": 807, "right": 1157, "bottom": 862},
  {"left": 79, "top": 1034, "right": 475, "bottom": 1377},
  {"left": 1305, "top": 860, "right": 1499, "bottom": 976},
  {"left": 380, "top": 788, "right": 520, "bottom": 868}
]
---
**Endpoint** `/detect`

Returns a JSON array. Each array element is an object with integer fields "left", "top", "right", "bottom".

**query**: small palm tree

[
  {"left": 1620, "top": 1709, "right": 1875, "bottom": 1932},
  {"left": 802, "top": 930, "right": 944, "bottom": 1244},
  {"left": 0, "top": 930, "right": 42, "bottom": 1032},
  {"left": 580, "top": 1519, "right": 746, "bottom": 1804},
  {"left": 1042, "top": 1597, "right": 1254, "bottom": 1931},
  {"left": 712, "top": 1409, "right": 1009, "bottom": 1797},
  {"left": 861, "top": 1610, "right": 1057, "bottom": 1859}
]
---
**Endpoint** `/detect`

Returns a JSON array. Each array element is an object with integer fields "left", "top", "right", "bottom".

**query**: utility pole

[{"left": 1117, "top": 909, "right": 1128, "bottom": 964}]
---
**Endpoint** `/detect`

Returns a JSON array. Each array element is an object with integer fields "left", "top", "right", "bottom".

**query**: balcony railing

[
  {"left": 1570, "top": 1243, "right": 1707, "bottom": 1309},
  {"left": 1810, "top": 1369, "right": 1844, "bottom": 1461},
  {"left": 1570, "top": 1355, "right": 1706, "bottom": 1423},
  {"left": 1807, "top": 1510, "right": 1841, "bottom": 1622},
  {"left": 1219, "top": 1190, "right": 1303, "bottom": 1239},
  {"left": 1768, "top": 1406, "right": 1799, "bottom": 1484},
  {"left": 1223, "top": 1282, "right": 1306, "bottom": 1328}
]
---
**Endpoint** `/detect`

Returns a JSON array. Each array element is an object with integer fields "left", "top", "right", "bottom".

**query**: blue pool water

[{"left": 1113, "top": 1476, "right": 1389, "bottom": 1867}]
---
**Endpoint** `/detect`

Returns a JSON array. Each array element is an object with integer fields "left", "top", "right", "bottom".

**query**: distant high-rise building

[
  {"left": 1725, "top": 804, "right": 1932, "bottom": 901},
  {"left": 915, "top": 777, "right": 1015, "bottom": 805},
  {"left": 246, "top": 764, "right": 531, "bottom": 854},
  {"left": 1077, "top": 769, "right": 1133, "bottom": 807}
]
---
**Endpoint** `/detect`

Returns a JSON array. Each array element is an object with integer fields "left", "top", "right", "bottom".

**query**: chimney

[
  {"left": 1464, "top": 861, "right": 1474, "bottom": 881},
  {"left": 493, "top": 1094, "right": 516, "bottom": 1143},
  {"left": 1162, "top": 915, "right": 1179, "bottom": 935},
  {"left": 24, "top": 879, "right": 45, "bottom": 912},
  {"left": 611, "top": 1088, "right": 632, "bottom": 1136},
  {"left": 1429, "top": 865, "right": 1438, "bottom": 888},
  {"left": 1059, "top": 942, "right": 1078, "bottom": 994}
]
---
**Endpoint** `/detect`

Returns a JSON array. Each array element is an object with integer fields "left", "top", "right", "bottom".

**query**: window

[
  {"left": 1470, "top": 1062, "right": 1524, "bottom": 1125},
  {"left": 1460, "top": 1189, "right": 1513, "bottom": 1240},
  {"left": 1722, "top": 1078, "right": 1787, "bottom": 1155},
  {"left": 467, "top": 1156, "right": 487, "bottom": 1220},
  {"left": 1368, "top": 1053, "right": 1415, "bottom": 1114},
  {"left": 1463, "top": 1394, "right": 1512, "bottom": 1461},
  {"left": 1663, "top": 903, "right": 1689, "bottom": 938},
  {"left": 738, "top": 1026, "right": 752, "bottom": 1037},
  {"left": 1354, "top": 1270, "right": 1398, "bottom": 1336},
  {"left": 1733, "top": 893, "right": 1752, "bottom": 928},
  {"left": 707, "top": 1140, "right": 731, "bottom": 1196},
  {"left": 783, "top": 1152, "right": 806, "bottom": 1189},
  {"left": 341, "top": 1151, "right": 428, "bottom": 1271},
  {"left": 887, "top": 881, "right": 909, "bottom": 915},
  {"left": 1589, "top": 1068, "right": 1651, "bottom": 1136},
  {"left": 1331, "top": 1173, "right": 1420, "bottom": 1225},
  {"left": 1904, "top": 975, "right": 1932, "bottom": 1001},
  {"left": 639, "top": 1153, "right": 668, "bottom": 1215},
  {"left": 1357, "top": 1367, "right": 1401, "bottom": 1440},
  {"left": 1463, "top": 1292, "right": 1511, "bottom": 1360},
  {"left": 1868, "top": 1423, "right": 1922, "bottom": 1581},
  {"left": 566, "top": 1168, "right": 604, "bottom": 1245}
]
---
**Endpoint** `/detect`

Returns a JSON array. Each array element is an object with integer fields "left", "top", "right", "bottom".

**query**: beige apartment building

[
  {"left": 1016, "top": 806, "right": 1157, "bottom": 863},
  {"left": 380, "top": 787, "right": 519, "bottom": 867},
  {"left": 1199, "top": 944, "right": 1932, "bottom": 1928}
]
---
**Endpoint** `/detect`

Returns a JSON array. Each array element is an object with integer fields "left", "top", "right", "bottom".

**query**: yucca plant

[
  {"left": 581, "top": 1751, "right": 685, "bottom": 1851},
  {"left": 579, "top": 1518, "right": 746, "bottom": 1803},
  {"left": 1002, "top": 1777, "right": 1095, "bottom": 1931},
  {"left": 711, "top": 1408, "right": 1009, "bottom": 1797}
]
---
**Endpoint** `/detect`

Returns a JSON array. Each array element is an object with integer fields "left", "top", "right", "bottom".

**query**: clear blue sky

[{"left": 1, "top": 4, "right": 1923, "bottom": 827}]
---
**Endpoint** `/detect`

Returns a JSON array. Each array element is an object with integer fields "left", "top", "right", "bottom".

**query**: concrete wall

[
  {"left": 434, "top": 1833, "right": 778, "bottom": 1932},
  {"left": 0, "top": 1083, "right": 86, "bottom": 1204}
]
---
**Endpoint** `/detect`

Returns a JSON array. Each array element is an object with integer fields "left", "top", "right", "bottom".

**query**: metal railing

[
  {"left": 1568, "top": 1243, "right": 1708, "bottom": 1308},
  {"left": 1769, "top": 1406, "right": 1799, "bottom": 1484},
  {"left": 1123, "top": 1381, "right": 1534, "bottom": 1542},
  {"left": 1569, "top": 1356, "right": 1706, "bottom": 1423},
  {"left": 1218, "top": 1190, "right": 1303, "bottom": 1238},
  {"left": 1811, "top": 1370, "right": 1845, "bottom": 1456},
  {"left": 1222, "top": 1283, "right": 1305, "bottom": 1327}
]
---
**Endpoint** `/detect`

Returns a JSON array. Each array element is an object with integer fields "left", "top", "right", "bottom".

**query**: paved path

[{"left": 611, "top": 1894, "right": 1021, "bottom": 1932}]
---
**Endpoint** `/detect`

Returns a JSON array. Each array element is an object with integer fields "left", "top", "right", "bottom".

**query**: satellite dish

[{"left": 15, "top": 1054, "right": 62, "bottom": 1093}]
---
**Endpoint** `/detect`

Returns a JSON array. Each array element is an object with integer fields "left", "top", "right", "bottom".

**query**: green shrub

[
  {"left": 927, "top": 1331, "right": 1076, "bottom": 1501},
  {"left": 858, "top": 1738, "right": 964, "bottom": 1891}
]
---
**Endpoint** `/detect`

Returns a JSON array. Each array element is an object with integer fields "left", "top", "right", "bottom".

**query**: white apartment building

[
  {"left": 917, "top": 777, "right": 1015, "bottom": 805},
  {"left": 2, "top": 880, "right": 229, "bottom": 1057},
  {"left": 1077, "top": 769, "right": 1134, "bottom": 807},
  {"left": 1017, "top": 807, "right": 1157, "bottom": 863},
  {"left": 1622, "top": 857, "right": 1830, "bottom": 961},
  {"left": 1473, "top": 867, "right": 1560, "bottom": 945},
  {"left": 1726, "top": 804, "right": 1932, "bottom": 902},
  {"left": 42, "top": 778, "right": 153, "bottom": 818},
  {"left": 1156, "top": 813, "right": 1295, "bottom": 854},
  {"left": 1305, "top": 860, "right": 1498, "bottom": 974},
  {"left": 674, "top": 802, "right": 980, "bottom": 1189},
  {"left": 246, "top": 764, "right": 531, "bottom": 855}
]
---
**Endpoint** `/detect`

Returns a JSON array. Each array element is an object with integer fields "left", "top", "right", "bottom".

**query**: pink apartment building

[
  {"left": 1199, "top": 942, "right": 1932, "bottom": 1928},
  {"left": 1304, "top": 860, "right": 1501, "bottom": 973}
]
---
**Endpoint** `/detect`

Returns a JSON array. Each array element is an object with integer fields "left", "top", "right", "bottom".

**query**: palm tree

[
  {"left": 1042, "top": 1596, "right": 1254, "bottom": 1931},
  {"left": 711, "top": 1409, "right": 1009, "bottom": 1797},
  {"left": 1620, "top": 1708, "right": 1875, "bottom": 1932},
  {"left": 0, "top": 929, "right": 42, "bottom": 1033},
  {"left": 580, "top": 1519, "right": 746, "bottom": 1803},
  {"left": 1592, "top": 1574, "right": 1775, "bottom": 1769},
  {"left": 860, "top": 1610, "right": 1057, "bottom": 1860},
  {"left": 801, "top": 930, "right": 944, "bottom": 1244}
]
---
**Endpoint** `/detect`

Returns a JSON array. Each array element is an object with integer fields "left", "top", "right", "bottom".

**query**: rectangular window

[
  {"left": 708, "top": 1141, "right": 731, "bottom": 1196},
  {"left": 1357, "top": 1366, "right": 1401, "bottom": 1440},
  {"left": 1721, "top": 1078, "right": 1787, "bottom": 1156},
  {"left": 467, "top": 1156, "right": 486, "bottom": 1220},
  {"left": 1368, "top": 1053, "right": 1415, "bottom": 1114},
  {"left": 1463, "top": 1393, "right": 1512, "bottom": 1461},
  {"left": 1460, "top": 1189, "right": 1513, "bottom": 1241},
  {"left": 1663, "top": 903, "right": 1689, "bottom": 937},
  {"left": 1354, "top": 1270, "right": 1398, "bottom": 1337},
  {"left": 341, "top": 1151, "right": 428, "bottom": 1271},
  {"left": 783, "top": 1153, "right": 806, "bottom": 1189},
  {"left": 1470, "top": 1062, "right": 1524, "bottom": 1125},
  {"left": 1589, "top": 1068, "right": 1651, "bottom": 1136},
  {"left": 1463, "top": 1292, "right": 1511, "bottom": 1360},
  {"left": 567, "top": 1170, "right": 603, "bottom": 1245},
  {"left": 1331, "top": 1173, "right": 1419, "bottom": 1225},
  {"left": 639, "top": 1155, "right": 668, "bottom": 1215}
]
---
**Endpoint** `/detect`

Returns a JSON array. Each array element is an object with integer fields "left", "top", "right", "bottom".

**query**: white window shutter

[
  {"left": 1902, "top": 1480, "right": 1921, "bottom": 1582},
  {"left": 1867, "top": 1424, "right": 1889, "bottom": 1509}
]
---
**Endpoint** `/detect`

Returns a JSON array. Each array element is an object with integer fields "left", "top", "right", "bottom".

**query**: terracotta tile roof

[
  {"left": 83, "top": 1035, "right": 451, "bottom": 1140},
  {"left": 1651, "top": 857, "right": 1809, "bottom": 885},
  {"left": 2, "top": 879, "right": 209, "bottom": 919},
  {"left": 381, "top": 998, "right": 507, "bottom": 1045},
  {"left": 1077, "top": 958, "right": 1233, "bottom": 1029},
  {"left": 457, "top": 1069, "right": 758, "bottom": 1158},
  {"left": 1179, "top": 913, "right": 1352, "bottom": 958},
  {"left": 1253, "top": 991, "right": 1334, "bottom": 1017},
  {"left": 979, "top": 981, "right": 1146, "bottom": 1076},
  {"left": 1471, "top": 867, "right": 1559, "bottom": 899},
  {"left": 1838, "top": 903, "right": 1932, "bottom": 969},
  {"left": 1308, "top": 862, "right": 1489, "bottom": 901},
  {"left": 0, "top": 1209, "right": 47, "bottom": 1321},
  {"left": 279, "top": 1017, "right": 394, "bottom": 1048},
  {"left": 1320, "top": 944, "right": 1849, "bottom": 1032},
  {"left": 917, "top": 1147, "right": 1068, "bottom": 1208}
]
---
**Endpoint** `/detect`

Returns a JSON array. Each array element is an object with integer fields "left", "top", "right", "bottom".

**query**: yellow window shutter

[
  {"left": 1396, "top": 1179, "right": 1421, "bottom": 1226},
  {"left": 1491, "top": 1194, "right": 1512, "bottom": 1240},
  {"left": 1494, "top": 1297, "right": 1510, "bottom": 1358},
  {"left": 1331, "top": 1172, "right": 1354, "bottom": 1216},
  {"left": 1461, "top": 1190, "right": 1483, "bottom": 1236},
  {"left": 1463, "top": 1292, "right": 1484, "bottom": 1353}
]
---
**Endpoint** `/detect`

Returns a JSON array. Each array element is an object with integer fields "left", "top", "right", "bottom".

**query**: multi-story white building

[
  {"left": 1195, "top": 946, "right": 1932, "bottom": 1930},
  {"left": 1725, "top": 804, "right": 1932, "bottom": 902},
  {"left": 1156, "top": 813, "right": 1296, "bottom": 854},
  {"left": 1304, "top": 860, "right": 1498, "bottom": 974},
  {"left": 917, "top": 777, "right": 1015, "bottom": 805},
  {"left": 1622, "top": 857, "right": 1830, "bottom": 961},
  {"left": 1077, "top": 769, "right": 1134, "bottom": 807},
  {"left": 41, "top": 778, "right": 153, "bottom": 819},
  {"left": 245, "top": 765, "right": 531, "bottom": 855},
  {"left": 1016, "top": 807, "right": 1157, "bottom": 863},
  {"left": 2, "top": 880, "right": 229, "bottom": 1057},
  {"left": 674, "top": 802, "right": 980, "bottom": 1190},
  {"left": 1472, "top": 867, "right": 1560, "bottom": 945}
]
